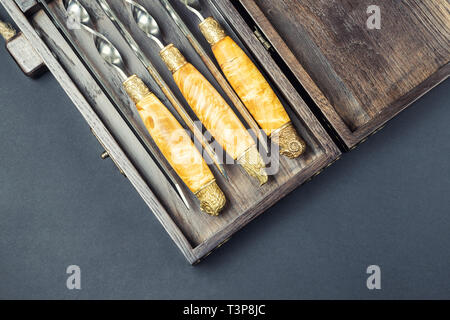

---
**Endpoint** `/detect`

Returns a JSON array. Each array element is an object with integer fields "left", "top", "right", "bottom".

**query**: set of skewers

[{"left": 38, "top": 0, "right": 307, "bottom": 216}]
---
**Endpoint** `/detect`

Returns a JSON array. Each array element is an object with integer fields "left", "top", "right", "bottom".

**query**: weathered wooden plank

[
  {"left": 239, "top": 0, "right": 450, "bottom": 147},
  {"left": 14, "top": 0, "right": 39, "bottom": 14},
  {"left": 6, "top": 31, "right": 47, "bottom": 77}
]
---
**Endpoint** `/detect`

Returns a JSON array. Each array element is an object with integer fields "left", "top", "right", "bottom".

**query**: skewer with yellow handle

[
  {"left": 199, "top": 17, "right": 306, "bottom": 159},
  {"left": 159, "top": 44, "right": 268, "bottom": 185},
  {"left": 123, "top": 75, "right": 226, "bottom": 216}
]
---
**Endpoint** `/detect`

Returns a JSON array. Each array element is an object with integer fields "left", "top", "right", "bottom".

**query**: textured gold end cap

[
  {"left": 0, "top": 21, "right": 16, "bottom": 41},
  {"left": 199, "top": 17, "right": 227, "bottom": 46},
  {"left": 160, "top": 44, "right": 187, "bottom": 74},
  {"left": 123, "top": 75, "right": 151, "bottom": 104},
  {"left": 195, "top": 180, "right": 226, "bottom": 216},
  {"left": 238, "top": 146, "right": 268, "bottom": 186},
  {"left": 272, "top": 123, "right": 306, "bottom": 159}
]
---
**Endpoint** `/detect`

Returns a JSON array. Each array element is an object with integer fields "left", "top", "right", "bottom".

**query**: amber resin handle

[
  {"left": 123, "top": 75, "right": 225, "bottom": 215},
  {"left": 160, "top": 45, "right": 267, "bottom": 185},
  {"left": 199, "top": 17, "right": 306, "bottom": 159}
]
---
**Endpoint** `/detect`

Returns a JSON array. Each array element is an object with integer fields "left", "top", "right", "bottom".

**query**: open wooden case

[{"left": 2, "top": 0, "right": 448, "bottom": 264}]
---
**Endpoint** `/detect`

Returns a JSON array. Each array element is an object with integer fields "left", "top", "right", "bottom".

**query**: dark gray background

[{"left": 1, "top": 6, "right": 449, "bottom": 300}]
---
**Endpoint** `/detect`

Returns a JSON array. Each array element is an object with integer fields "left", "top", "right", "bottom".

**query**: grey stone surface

[{"left": 0, "top": 6, "right": 449, "bottom": 299}]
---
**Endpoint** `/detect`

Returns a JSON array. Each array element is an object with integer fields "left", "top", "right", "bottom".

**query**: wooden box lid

[{"left": 237, "top": 0, "right": 449, "bottom": 148}]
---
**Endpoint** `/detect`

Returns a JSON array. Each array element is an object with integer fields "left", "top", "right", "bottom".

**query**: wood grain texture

[
  {"left": 239, "top": 0, "right": 450, "bottom": 147},
  {"left": 8, "top": 0, "right": 341, "bottom": 264},
  {"left": 174, "top": 62, "right": 256, "bottom": 160},
  {"left": 6, "top": 32, "right": 46, "bottom": 77},
  {"left": 3, "top": 0, "right": 198, "bottom": 263},
  {"left": 134, "top": 90, "right": 215, "bottom": 194},
  {"left": 212, "top": 36, "right": 291, "bottom": 136}
]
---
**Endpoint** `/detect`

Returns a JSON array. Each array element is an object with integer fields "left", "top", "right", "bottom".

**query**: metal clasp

[{"left": 90, "top": 128, "right": 127, "bottom": 177}]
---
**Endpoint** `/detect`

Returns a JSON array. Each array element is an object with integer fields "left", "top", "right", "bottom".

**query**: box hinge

[{"left": 253, "top": 27, "right": 272, "bottom": 51}]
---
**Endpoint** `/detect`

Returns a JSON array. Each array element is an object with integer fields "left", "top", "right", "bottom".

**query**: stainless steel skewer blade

[
  {"left": 94, "top": 33, "right": 129, "bottom": 81},
  {"left": 125, "top": 0, "right": 165, "bottom": 49},
  {"left": 178, "top": 0, "right": 205, "bottom": 21},
  {"left": 123, "top": 0, "right": 165, "bottom": 46},
  {"left": 63, "top": 0, "right": 129, "bottom": 80},
  {"left": 96, "top": 0, "right": 229, "bottom": 180}
]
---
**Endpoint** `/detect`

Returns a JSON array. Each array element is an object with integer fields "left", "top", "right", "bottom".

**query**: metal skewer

[
  {"left": 96, "top": 0, "right": 228, "bottom": 180},
  {"left": 37, "top": 0, "right": 192, "bottom": 210},
  {"left": 179, "top": 0, "right": 205, "bottom": 21},
  {"left": 125, "top": 0, "right": 269, "bottom": 185},
  {"left": 178, "top": 0, "right": 306, "bottom": 159},
  {"left": 160, "top": 0, "right": 268, "bottom": 152}
]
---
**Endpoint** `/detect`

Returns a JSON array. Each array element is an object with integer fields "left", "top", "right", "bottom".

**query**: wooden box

[{"left": 2, "top": 0, "right": 448, "bottom": 264}]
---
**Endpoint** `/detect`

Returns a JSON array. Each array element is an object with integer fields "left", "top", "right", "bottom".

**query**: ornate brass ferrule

[
  {"left": 199, "top": 17, "right": 227, "bottom": 46},
  {"left": 123, "top": 75, "right": 151, "bottom": 104},
  {"left": 237, "top": 146, "right": 268, "bottom": 186},
  {"left": 160, "top": 44, "right": 188, "bottom": 74},
  {"left": 195, "top": 179, "right": 226, "bottom": 216},
  {"left": 271, "top": 123, "right": 306, "bottom": 159},
  {"left": 0, "top": 20, "right": 16, "bottom": 41}
]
